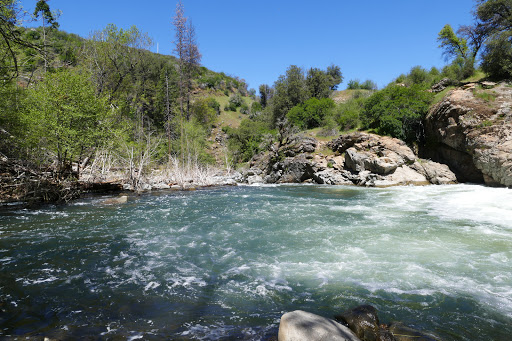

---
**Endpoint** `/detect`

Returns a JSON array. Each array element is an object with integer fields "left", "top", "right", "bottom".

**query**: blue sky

[{"left": 22, "top": 0, "right": 477, "bottom": 90}]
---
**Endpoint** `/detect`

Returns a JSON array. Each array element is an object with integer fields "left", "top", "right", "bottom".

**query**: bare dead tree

[
  {"left": 172, "top": 0, "right": 187, "bottom": 164},
  {"left": 184, "top": 19, "right": 201, "bottom": 119}
]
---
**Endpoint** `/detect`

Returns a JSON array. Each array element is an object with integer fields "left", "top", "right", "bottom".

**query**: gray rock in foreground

[{"left": 278, "top": 310, "right": 361, "bottom": 341}]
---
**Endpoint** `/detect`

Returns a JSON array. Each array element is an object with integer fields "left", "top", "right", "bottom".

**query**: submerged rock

[
  {"left": 101, "top": 195, "right": 128, "bottom": 205},
  {"left": 388, "top": 322, "right": 440, "bottom": 341},
  {"left": 278, "top": 310, "right": 361, "bottom": 341}
]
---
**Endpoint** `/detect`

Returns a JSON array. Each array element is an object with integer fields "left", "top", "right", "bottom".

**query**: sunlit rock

[{"left": 278, "top": 310, "right": 361, "bottom": 341}]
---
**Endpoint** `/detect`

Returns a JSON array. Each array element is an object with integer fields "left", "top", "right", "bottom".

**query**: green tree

[
  {"left": 271, "top": 65, "right": 308, "bottom": 124},
  {"left": 21, "top": 69, "right": 111, "bottom": 177},
  {"left": 326, "top": 64, "right": 343, "bottom": 90},
  {"left": 437, "top": 24, "right": 477, "bottom": 79},
  {"left": 347, "top": 79, "right": 361, "bottom": 90},
  {"left": 259, "top": 84, "right": 272, "bottom": 108},
  {"left": 438, "top": 24, "right": 470, "bottom": 61},
  {"left": 287, "top": 97, "right": 335, "bottom": 129},
  {"left": 481, "top": 31, "right": 512, "bottom": 79},
  {"left": 334, "top": 96, "right": 366, "bottom": 131},
  {"left": 86, "top": 24, "right": 152, "bottom": 97},
  {"left": 306, "top": 67, "right": 330, "bottom": 99},
  {"left": 476, "top": 0, "right": 512, "bottom": 79},
  {"left": 362, "top": 85, "right": 434, "bottom": 141},
  {"left": 190, "top": 97, "right": 217, "bottom": 129},
  {"left": 361, "top": 79, "right": 378, "bottom": 90},
  {"left": 408, "top": 66, "right": 429, "bottom": 85}
]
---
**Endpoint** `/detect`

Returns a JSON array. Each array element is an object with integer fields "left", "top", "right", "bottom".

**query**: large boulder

[
  {"left": 410, "top": 160, "right": 457, "bottom": 185},
  {"left": 424, "top": 82, "right": 512, "bottom": 186},
  {"left": 313, "top": 168, "right": 353, "bottom": 185},
  {"left": 329, "top": 132, "right": 455, "bottom": 187},
  {"left": 278, "top": 310, "right": 361, "bottom": 341},
  {"left": 276, "top": 155, "right": 316, "bottom": 183}
]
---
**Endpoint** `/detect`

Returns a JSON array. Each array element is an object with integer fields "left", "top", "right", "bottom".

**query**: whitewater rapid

[{"left": 0, "top": 184, "right": 511, "bottom": 340}]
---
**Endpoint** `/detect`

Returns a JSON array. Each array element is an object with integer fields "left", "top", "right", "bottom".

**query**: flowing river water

[{"left": 1, "top": 184, "right": 511, "bottom": 340}]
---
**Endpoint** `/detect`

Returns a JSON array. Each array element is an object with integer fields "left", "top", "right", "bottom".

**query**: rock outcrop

[
  {"left": 244, "top": 132, "right": 457, "bottom": 187},
  {"left": 424, "top": 82, "right": 512, "bottom": 186}
]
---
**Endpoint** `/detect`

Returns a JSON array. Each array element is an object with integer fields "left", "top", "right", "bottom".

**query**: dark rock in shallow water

[
  {"left": 335, "top": 305, "right": 381, "bottom": 341},
  {"left": 388, "top": 322, "right": 440, "bottom": 341}
]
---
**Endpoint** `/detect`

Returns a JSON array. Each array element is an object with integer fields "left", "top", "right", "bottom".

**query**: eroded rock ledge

[
  {"left": 243, "top": 132, "right": 456, "bottom": 187},
  {"left": 424, "top": 82, "right": 512, "bottom": 186}
]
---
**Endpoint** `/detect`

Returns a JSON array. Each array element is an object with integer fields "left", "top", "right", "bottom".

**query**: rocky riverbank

[{"left": 4, "top": 82, "right": 511, "bottom": 206}]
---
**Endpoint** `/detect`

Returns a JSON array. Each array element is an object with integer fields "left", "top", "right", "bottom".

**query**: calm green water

[{"left": 1, "top": 184, "right": 511, "bottom": 340}]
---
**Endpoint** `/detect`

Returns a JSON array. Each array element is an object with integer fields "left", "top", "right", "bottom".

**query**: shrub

[
  {"left": 361, "top": 79, "right": 378, "bottom": 90},
  {"left": 251, "top": 102, "right": 262, "bottom": 115},
  {"left": 228, "top": 93, "right": 244, "bottom": 108},
  {"left": 317, "top": 115, "right": 339, "bottom": 137},
  {"left": 408, "top": 66, "right": 429, "bottom": 85},
  {"left": 442, "top": 56, "right": 475, "bottom": 81},
  {"left": 171, "top": 118, "right": 215, "bottom": 164},
  {"left": 223, "top": 119, "right": 274, "bottom": 163},
  {"left": 240, "top": 103, "right": 250, "bottom": 115},
  {"left": 347, "top": 79, "right": 361, "bottom": 90},
  {"left": 190, "top": 97, "right": 218, "bottom": 129},
  {"left": 334, "top": 97, "right": 366, "bottom": 131}
]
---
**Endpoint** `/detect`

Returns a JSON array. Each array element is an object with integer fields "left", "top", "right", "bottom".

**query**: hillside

[{"left": 0, "top": 24, "right": 254, "bottom": 203}]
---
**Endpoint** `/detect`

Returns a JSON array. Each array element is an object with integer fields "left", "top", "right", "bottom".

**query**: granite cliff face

[{"left": 424, "top": 82, "right": 512, "bottom": 186}]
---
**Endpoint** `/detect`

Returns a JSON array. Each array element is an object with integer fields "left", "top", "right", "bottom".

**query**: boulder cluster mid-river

[{"left": 242, "top": 131, "right": 457, "bottom": 187}]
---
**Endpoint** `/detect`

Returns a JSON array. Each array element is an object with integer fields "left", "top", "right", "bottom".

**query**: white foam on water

[
  {"left": 144, "top": 281, "right": 160, "bottom": 291},
  {"left": 428, "top": 185, "right": 512, "bottom": 228},
  {"left": 22, "top": 276, "right": 59, "bottom": 285}
]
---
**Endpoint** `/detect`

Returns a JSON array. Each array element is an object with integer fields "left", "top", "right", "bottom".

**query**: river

[{"left": 1, "top": 184, "right": 511, "bottom": 340}]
